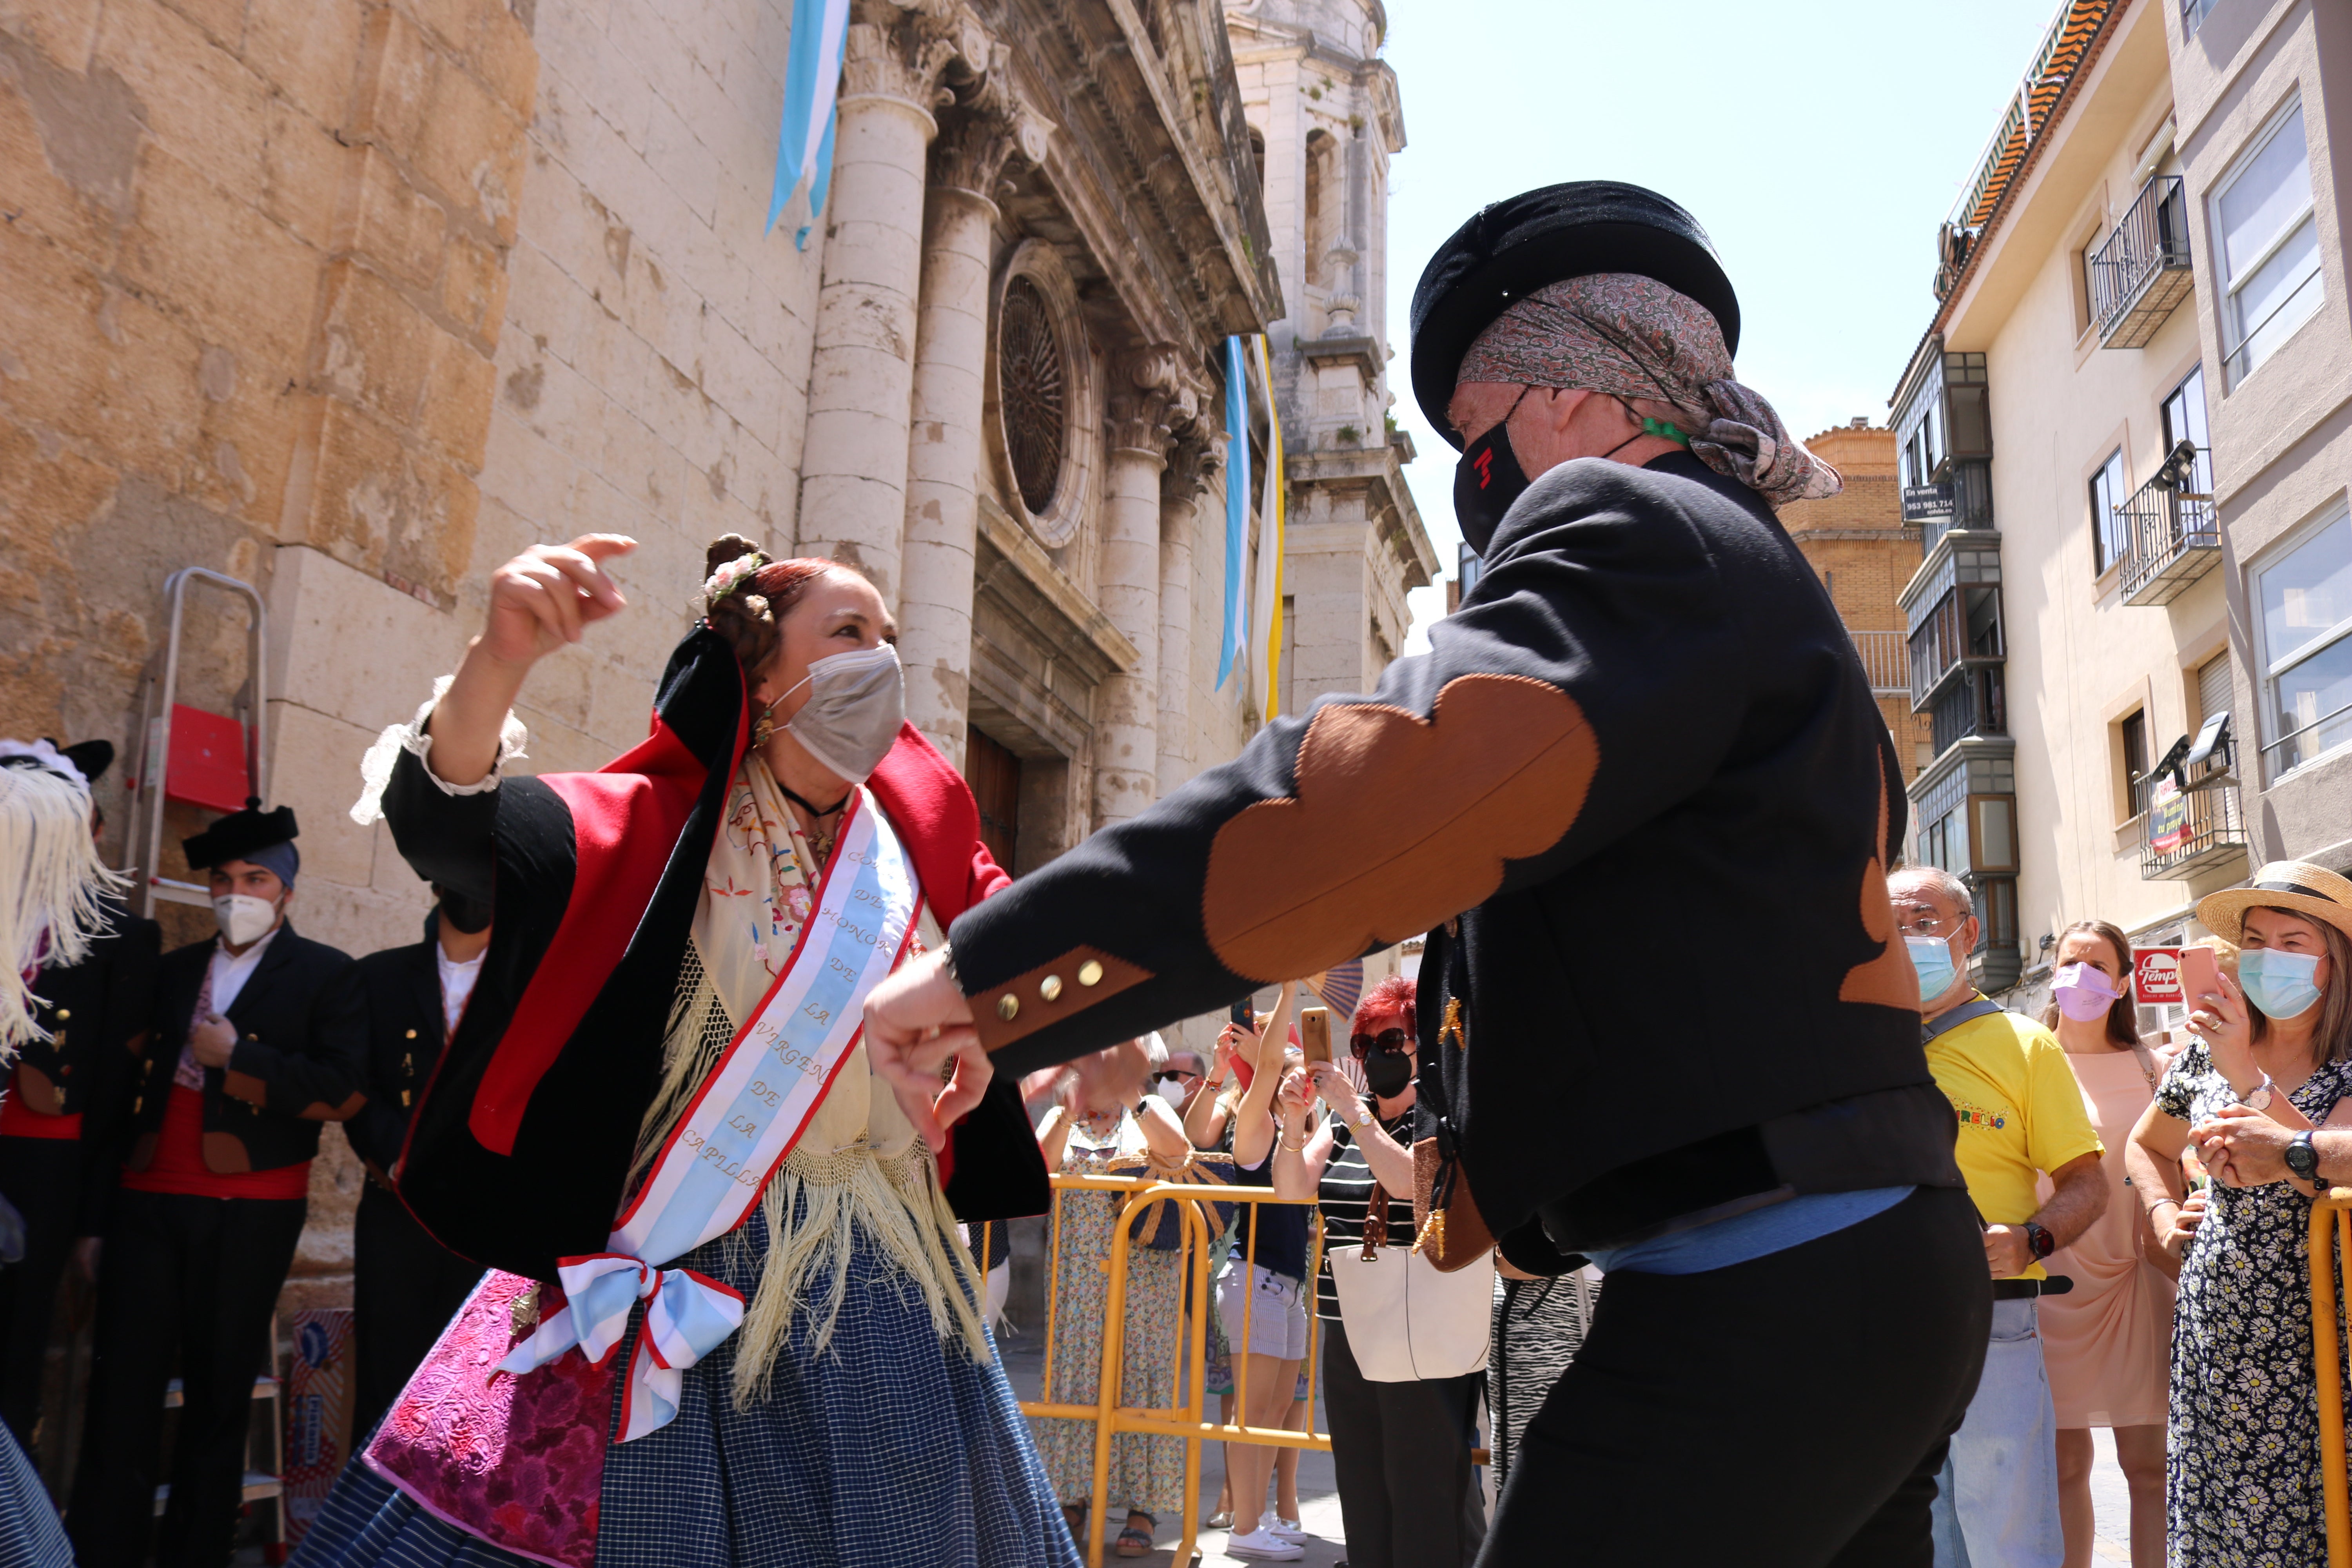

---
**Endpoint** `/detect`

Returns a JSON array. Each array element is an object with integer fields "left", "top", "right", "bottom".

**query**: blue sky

[{"left": 1383, "top": 0, "right": 2065, "bottom": 647}]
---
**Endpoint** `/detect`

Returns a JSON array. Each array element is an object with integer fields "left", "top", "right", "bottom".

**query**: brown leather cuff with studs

[{"left": 967, "top": 947, "right": 1153, "bottom": 1052}]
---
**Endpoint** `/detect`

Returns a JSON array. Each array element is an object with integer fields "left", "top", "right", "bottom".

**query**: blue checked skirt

[{"left": 289, "top": 1201, "right": 1080, "bottom": 1568}]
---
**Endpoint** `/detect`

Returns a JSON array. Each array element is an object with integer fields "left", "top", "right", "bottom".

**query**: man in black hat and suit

[
  {"left": 867, "top": 182, "right": 1987, "bottom": 1561},
  {"left": 69, "top": 802, "right": 365, "bottom": 1568},
  {"left": 342, "top": 885, "right": 488, "bottom": 1440},
  {"left": 0, "top": 740, "right": 160, "bottom": 1452}
]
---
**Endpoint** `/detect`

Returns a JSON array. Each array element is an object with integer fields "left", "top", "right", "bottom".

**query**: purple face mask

[{"left": 2052, "top": 962, "right": 2123, "bottom": 1022}]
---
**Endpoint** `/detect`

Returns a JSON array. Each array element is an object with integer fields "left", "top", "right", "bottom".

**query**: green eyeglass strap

[{"left": 1641, "top": 416, "right": 1692, "bottom": 447}]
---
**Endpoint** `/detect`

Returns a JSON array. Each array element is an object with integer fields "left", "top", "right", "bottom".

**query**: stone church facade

[{"left": 0, "top": 0, "right": 1430, "bottom": 1325}]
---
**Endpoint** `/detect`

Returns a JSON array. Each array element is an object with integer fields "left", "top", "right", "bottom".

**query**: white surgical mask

[
  {"left": 764, "top": 644, "right": 905, "bottom": 783},
  {"left": 1154, "top": 1078, "right": 1187, "bottom": 1106},
  {"left": 213, "top": 893, "right": 280, "bottom": 947}
]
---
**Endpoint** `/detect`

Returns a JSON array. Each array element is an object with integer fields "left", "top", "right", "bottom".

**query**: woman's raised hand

[
  {"left": 483, "top": 535, "right": 636, "bottom": 664},
  {"left": 1307, "top": 1060, "right": 1354, "bottom": 1111},
  {"left": 2185, "top": 965, "right": 2254, "bottom": 1081}
]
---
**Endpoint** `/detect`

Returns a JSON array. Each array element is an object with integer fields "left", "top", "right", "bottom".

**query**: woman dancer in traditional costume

[{"left": 296, "top": 534, "right": 1073, "bottom": 1568}]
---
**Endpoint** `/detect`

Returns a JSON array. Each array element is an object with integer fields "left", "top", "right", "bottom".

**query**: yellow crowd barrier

[
  {"left": 2311, "top": 1191, "right": 2352, "bottom": 1566},
  {"left": 985, "top": 1171, "right": 1333, "bottom": 1568}
]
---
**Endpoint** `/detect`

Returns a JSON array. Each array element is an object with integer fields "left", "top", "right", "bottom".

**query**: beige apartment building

[
  {"left": 0, "top": 0, "right": 1429, "bottom": 1437},
  {"left": 1891, "top": 0, "right": 2351, "bottom": 1014},
  {"left": 2171, "top": 0, "right": 2352, "bottom": 878}
]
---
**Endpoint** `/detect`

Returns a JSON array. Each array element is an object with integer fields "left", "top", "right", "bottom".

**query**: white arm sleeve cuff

[{"left": 350, "top": 675, "right": 529, "bottom": 825}]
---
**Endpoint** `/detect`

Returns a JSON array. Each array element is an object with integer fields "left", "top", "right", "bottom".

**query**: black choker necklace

[{"left": 780, "top": 782, "right": 850, "bottom": 818}]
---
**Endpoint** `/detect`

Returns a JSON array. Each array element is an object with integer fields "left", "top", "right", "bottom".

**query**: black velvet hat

[
  {"left": 1408, "top": 181, "right": 1741, "bottom": 450},
  {"left": 54, "top": 739, "right": 114, "bottom": 786},
  {"left": 183, "top": 802, "right": 299, "bottom": 869}
]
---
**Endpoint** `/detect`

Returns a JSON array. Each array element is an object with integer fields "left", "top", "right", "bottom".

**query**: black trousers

[
  {"left": 66, "top": 1188, "right": 308, "bottom": 1568},
  {"left": 352, "top": 1183, "right": 481, "bottom": 1442},
  {"left": 0, "top": 1136, "right": 80, "bottom": 1446},
  {"left": 1481, "top": 1184, "right": 1989, "bottom": 1567},
  {"left": 1322, "top": 1316, "right": 1486, "bottom": 1568}
]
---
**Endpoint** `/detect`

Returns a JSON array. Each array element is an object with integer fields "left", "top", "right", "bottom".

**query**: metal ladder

[{"left": 123, "top": 568, "right": 270, "bottom": 916}]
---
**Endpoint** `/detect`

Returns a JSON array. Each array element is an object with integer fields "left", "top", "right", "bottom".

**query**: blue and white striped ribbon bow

[{"left": 495, "top": 1254, "right": 747, "bottom": 1442}]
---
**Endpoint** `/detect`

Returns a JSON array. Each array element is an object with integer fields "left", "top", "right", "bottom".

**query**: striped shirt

[{"left": 1313, "top": 1111, "right": 1416, "bottom": 1320}]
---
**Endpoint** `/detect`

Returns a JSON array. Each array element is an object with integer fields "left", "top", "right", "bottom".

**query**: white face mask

[
  {"left": 765, "top": 643, "right": 905, "bottom": 784},
  {"left": 213, "top": 893, "right": 281, "bottom": 947},
  {"left": 1154, "top": 1077, "right": 1187, "bottom": 1106}
]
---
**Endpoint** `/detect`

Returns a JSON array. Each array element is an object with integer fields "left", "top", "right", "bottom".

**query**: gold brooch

[{"left": 510, "top": 1282, "right": 542, "bottom": 1337}]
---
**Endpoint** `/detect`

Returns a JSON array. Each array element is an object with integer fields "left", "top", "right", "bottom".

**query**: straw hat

[{"left": 2196, "top": 861, "right": 2352, "bottom": 946}]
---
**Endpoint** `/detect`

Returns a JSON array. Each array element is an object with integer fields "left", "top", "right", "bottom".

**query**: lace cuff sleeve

[{"left": 349, "top": 675, "right": 529, "bottom": 826}]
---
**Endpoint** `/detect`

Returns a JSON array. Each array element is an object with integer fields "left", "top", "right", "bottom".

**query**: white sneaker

[
  {"left": 1226, "top": 1527, "right": 1305, "bottom": 1561},
  {"left": 1269, "top": 1518, "right": 1311, "bottom": 1543}
]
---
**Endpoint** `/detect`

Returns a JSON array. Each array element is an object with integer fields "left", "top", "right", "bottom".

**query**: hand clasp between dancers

[{"left": 866, "top": 949, "right": 990, "bottom": 1155}]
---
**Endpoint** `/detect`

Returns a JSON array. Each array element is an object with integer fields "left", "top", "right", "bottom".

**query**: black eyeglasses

[
  {"left": 1350, "top": 1029, "right": 1412, "bottom": 1060},
  {"left": 1153, "top": 1069, "right": 1200, "bottom": 1083}
]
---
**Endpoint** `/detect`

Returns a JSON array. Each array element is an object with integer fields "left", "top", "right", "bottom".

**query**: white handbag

[{"left": 1325, "top": 1240, "right": 1495, "bottom": 1382}]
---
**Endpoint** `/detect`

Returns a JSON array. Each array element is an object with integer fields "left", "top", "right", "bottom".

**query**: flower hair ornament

[{"left": 697, "top": 550, "right": 769, "bottom": 618}]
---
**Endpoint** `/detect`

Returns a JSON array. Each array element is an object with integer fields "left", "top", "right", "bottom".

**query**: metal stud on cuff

[
  {"left": 997, "top": 995, "right": 1020, "bottom": 1021},
  {"left": 1040, "top": 975, "right": 1063, "bottom": 1002},
  {"left": 1078, "top": 960, "right": 1104, "bottom": 987}
]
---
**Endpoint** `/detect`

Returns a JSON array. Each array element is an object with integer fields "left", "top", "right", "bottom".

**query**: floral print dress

[
  {"left": 2158, "top": 1041, "right": 2352, "bottom": 1566},
  {"left": 1031, "top": 1108, "right": 1187, "bottom": 1522}
]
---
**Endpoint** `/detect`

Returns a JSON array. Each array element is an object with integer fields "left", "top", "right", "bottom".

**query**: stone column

[
  {"left": 795, "top": 2, "right": 985, "bottom": 606},
  {"left": 1158, "top": 432, "right": 1223, "bottom": 798},
  {"left": 897, "top": 69, "right": 1034, "bottom": 769},
  {"left": 1094, "top": 348, "right": 1195, "bottom": 828}
]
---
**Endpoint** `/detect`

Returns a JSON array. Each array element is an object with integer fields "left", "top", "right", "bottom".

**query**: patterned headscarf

[{"left": 1457, "top": 273, "right": 1841, "bottom": 507}]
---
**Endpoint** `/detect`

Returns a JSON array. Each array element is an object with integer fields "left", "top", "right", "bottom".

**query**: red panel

[
  {"left": 466, "top": 717, "right": 712, "bottom": 1157},
  {"left": 165, "top": 705, "right": 250, "bottom": 812}
]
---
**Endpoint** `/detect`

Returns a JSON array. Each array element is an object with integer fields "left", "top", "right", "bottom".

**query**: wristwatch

[
  {"left": 2023, "top": 1220, "right": 2056, "bottom": 1261},
  {"left": 2241, "top": 1073, "right": 2279, "bottom": 1111},
  {"left": 2287, "top": 1130, "right": 2323, "bottom": 1185}
]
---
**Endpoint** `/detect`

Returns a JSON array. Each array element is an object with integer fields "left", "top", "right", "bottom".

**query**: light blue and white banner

[
  {"left": 1216, "top": 334, "right": 1252, "bottom": 691},
  {"left": 766, "top": 0, "right": 851, "bottom": 248}
]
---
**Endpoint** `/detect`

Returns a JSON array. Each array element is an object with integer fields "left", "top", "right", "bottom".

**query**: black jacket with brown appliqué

[
  {"left": 950, "top": 450, "right": 1964, "bottom": 1262},
  {"left": 122, "top": 924, "right": 366, "bottom": 1177}
]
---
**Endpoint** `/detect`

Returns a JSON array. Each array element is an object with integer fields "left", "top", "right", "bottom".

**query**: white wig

[{"left": 0, "top": 750, "right": 128, "bottom": 1058}]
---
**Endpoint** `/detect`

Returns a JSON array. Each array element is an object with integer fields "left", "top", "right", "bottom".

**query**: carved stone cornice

[
  {"left": 930, "top": 44, "right": 1054, "bottom": 198},
  {"left": 842, "top": 0, "right": 992, "bottom": 124},
  {"left": 1105, "top": 343, "right": 1200, "bottom": 461},
  {"left": 1162, "top": 429, "right": 1226, "bottom": 503}
]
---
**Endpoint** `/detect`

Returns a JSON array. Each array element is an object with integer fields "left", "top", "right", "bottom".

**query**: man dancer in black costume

[{"left": 868, "top": 183, "right": 1985, "bottom": 1564}]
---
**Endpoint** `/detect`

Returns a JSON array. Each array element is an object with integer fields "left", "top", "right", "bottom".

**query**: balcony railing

[
  {"left": 1850, "top": 631, "right": 1910, "bottom": 697},
  {"left": 2116, "top": 445, "right": 2217, "bottom": 606},
  {"left": 2141, "top": 782, "right": 2250, "bottom": 879},
  {"left": 1930, "top": 667, "right": 2007, "bottom": 757},
  {"left": 2092, "top": 177, "right": 2193, "bottom": 348}
]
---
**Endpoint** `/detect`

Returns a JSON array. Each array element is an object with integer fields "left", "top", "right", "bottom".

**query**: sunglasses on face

[
  {"left": 1350, "top": 1029, "right": 1412, "bottom": 1060},
  {"left": 1153, "top": 1070, "right": 1200, "bottom": 1084}
]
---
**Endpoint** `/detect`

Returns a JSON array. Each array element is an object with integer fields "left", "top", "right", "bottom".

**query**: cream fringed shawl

[{"left": 629, "top": 755, "right": 991, "bottom": 1408}]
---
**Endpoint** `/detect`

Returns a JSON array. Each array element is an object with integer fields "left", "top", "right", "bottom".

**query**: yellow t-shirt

[{"left": 1924, "top": 1000, "right": 2106, "bottom": 1279}]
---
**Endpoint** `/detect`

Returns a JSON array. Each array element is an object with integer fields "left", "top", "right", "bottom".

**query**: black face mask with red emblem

[{"left": 1452, "top": 388, "right": 1534, "bottom": 557}]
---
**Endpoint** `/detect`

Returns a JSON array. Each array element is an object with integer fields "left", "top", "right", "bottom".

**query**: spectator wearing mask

[
  {"left": 1032, "top": 1034, "right": 1193, "bottom": 1559},
  {"left": 69, "top": 804, "right": 365, "bottom": 1568},
  {"left": 2129, "top": 862, "right": 2352, "bottom": 1566},
  {"left": 2035, "top": 920, "right": 2173, "bottom": 1568},
  {"left": 1273, "top": 975, "right": 1489, "bottom": 1568},
  {"left": 0, "top": 740, "right": 159, "bottom": 1452},
  {"left": 1155, "top": 1049, "right": 1209, "bottom": 1122},
  {"left": 342, "top": 885, "right": 492, "bottom": 1441},
  {"left": 1891, "top": 866, "right": 2108, "bottom": 1568},
  {"left": 1216, "top": 983, "right": 1314, "bottom": 1562}
]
